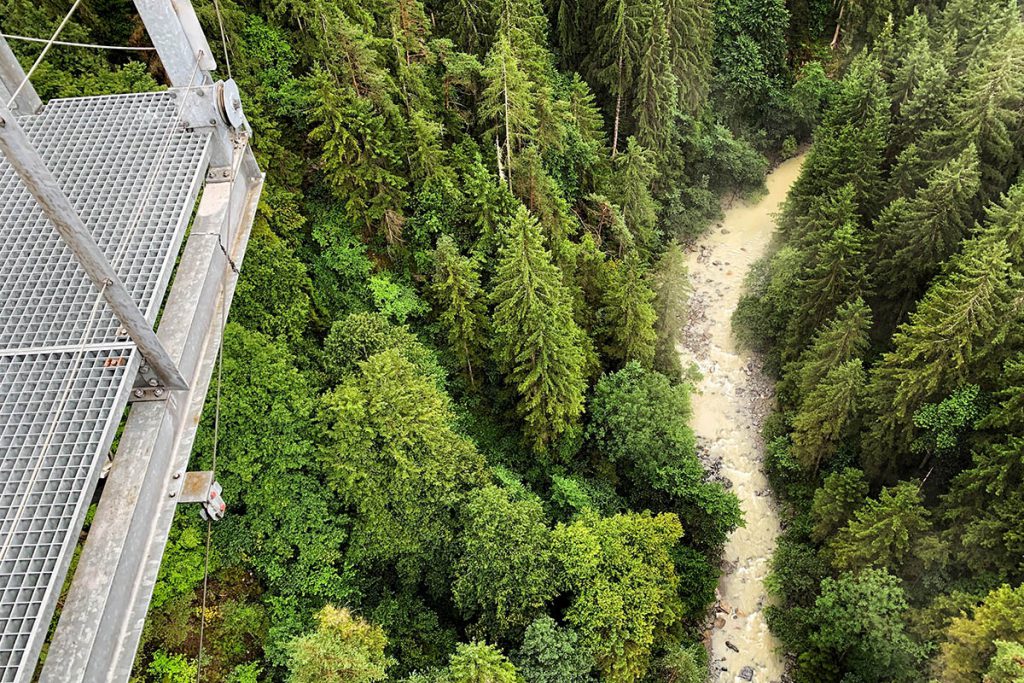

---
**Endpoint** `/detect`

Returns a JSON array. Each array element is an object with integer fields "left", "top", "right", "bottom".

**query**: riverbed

[{"left": 678, "top": 154, "right": 805, "bottom": 682}]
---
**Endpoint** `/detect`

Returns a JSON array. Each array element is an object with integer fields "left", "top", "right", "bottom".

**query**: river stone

[{"left": 740, "top": 666, "right": 754, "bottom": 680}]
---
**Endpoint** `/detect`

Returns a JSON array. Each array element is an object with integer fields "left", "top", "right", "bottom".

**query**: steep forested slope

[
  {"left": 13, "top": 0, "right": 1021, "bottom": 680},
  {"left": 734, "top": 0, "right": 1024, "bottom": 680}
]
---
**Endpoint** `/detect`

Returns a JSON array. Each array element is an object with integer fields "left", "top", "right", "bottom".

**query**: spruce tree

[
  {"left": 610, "top": 137, "right": 659, "bottom": 253},
  {"left": 781, "top": 55, "right": 889, "bottom": 226},
  {"left": 664, "top": 0, "right": 712, "bottom": 114},
  {"left": 811, "top": 468, "right": 869, "bottom": 542},
  {"left": 791, "top": 359, "right": 865, "bottom": 474},
  {"left": 600, "top": 251, "right": 657, "bottom": 368},
  {"left": 651, "top": 244, "right": 690, "bottom": 378},
  {"left": 632, "top": 5, "right": 678, "bottom": 155},
  {"left": 863, "top": 238, "right": 1021, "bottom": 476},
  {"left": 783, "top": 182, "right": 858, "bottom": 249},
  {"left": 891, "top": 48, "right": 952, "bottom": 152},
  {"left": 595, "top": 0, "right": 645, "bottom": 154},
  {"left": 491, "top": 206, "right": 587, "bottom": 453},
  {"left": 785, "top": 297, "right": 873, "bottom": 405},
  {"left": 481, "top": 35, "right": 538, "bottom": 188},
  {"left": 950, "top": 25, "right": 1024, "bottom": 204},
  {"left": 431, "top": 235, "right": 490, "bottom": 389},
  {"left": 942, "top": 353, "right": 1024, "bottom": 578},
  {"left": 309, "top": 72, "right": 408, "bottom": 240},
  {"left": 442, "top": 0, "right": 493, "bottom": 54},
  {"left": 941, "top": 0, "right": 1020, "bottom": 73},
  {"left": 829, "top": 481, "right": 932, "bottom": 576},
  {"left": 787, "top": 221, "right": 870, "bottom": 352},
  {"left": 976, "top": 179, "right": 1024, "bottom": 264},
  {"left": 873, "top": 144, "right": 981, "bottom": 315}
]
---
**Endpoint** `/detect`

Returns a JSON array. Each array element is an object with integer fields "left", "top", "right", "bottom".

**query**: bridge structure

[{"left": 0, "top": 2, "right": 263, "bottom": 680}]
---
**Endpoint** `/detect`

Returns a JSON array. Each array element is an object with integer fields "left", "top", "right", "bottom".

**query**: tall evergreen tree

[
  {"left": 873, "top": 144, "right": 981, "bottom": 316},
  {"left": 942, "top": 353, "right": 1024, "bottom": 579},
  {"left": 481, "top": 35, "right": 538, "bottom": 188},
  {"left": 595, "top": 0, "right": 645, "bottom": 154},
  {"left": 651, "top": 244, "right": 690, "bottom": 378},
  {"left": 609, "top": 137, "right": 659, "bottom": 253},
  {"left": 810, "top": 468, "right": 869, "bottom": 542},
  {"left": 863, "top": 238, "right": 1022, "bottom": 477},
  {"left": 949, "top": 25, "right": 1024, "bottom": 204},
  {"left": 632, "top": 4, "right": 678, "bottom": 155},
  {"left": 791, "top": 359, "right": 865, "bottom": 474},
  {"left": 891, "top": 56, "right": 952, "bottom": 153},
  {"left": 600, "top": 251, "right": 657, "bottom": 368},
  {"left": 431, "top": 235, "right": 490, "bottom": 388},
  {"left": 781, "top": 55, "right": 889, "bottom": 225},
  {"left": 664, "top": 0, "right": 712, "bottom": 113},
  {"left": 975, "top": 178, "right": 1024, "bottom": 266},
  {"left": 491, "top": 206, "right": 587, "bottom": 453},
  {"left": 309, "top": 72, "right": 408, "bottom": 241},
  {"left": 787, "top": 221, "right": 870, "bottom": 351},
  {"left": 786, "top": 297, "right": 873, "bottom": 403},
  {"left": 829, "top": 481, "right": 932, "bottom": 576}
]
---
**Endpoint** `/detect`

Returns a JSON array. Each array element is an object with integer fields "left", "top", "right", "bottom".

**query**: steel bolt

[
  {"left": 134, "top": 389, "right": 144, "bottom": 398},
  {"left": 173, "top": 472, "right": 181, "bottom": 479},
  {"left": 168, "top": 490, "right": 176, "bottom": 498},
  {"left": 154, "top": 388, "right": 164, "bottom": 397},
  {"left": 209, "top": 118, "right": 217, "bottom": 126},
  {"left": 148, "top": 378, "right": 159, "bottom": 387}
]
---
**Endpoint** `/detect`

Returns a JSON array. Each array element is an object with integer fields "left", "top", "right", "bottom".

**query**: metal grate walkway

[{"left": 0, "top": 90, "right": 209, "bottom": 682}]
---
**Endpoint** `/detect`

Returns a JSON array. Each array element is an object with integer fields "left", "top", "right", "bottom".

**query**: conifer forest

[{"left": 4, "top": 0, "right": 1024, "bottom": 680}]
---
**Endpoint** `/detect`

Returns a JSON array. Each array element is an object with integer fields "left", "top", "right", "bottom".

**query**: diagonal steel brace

[{"left": 0, "top": 99, "right": 187, "bottom": 390}]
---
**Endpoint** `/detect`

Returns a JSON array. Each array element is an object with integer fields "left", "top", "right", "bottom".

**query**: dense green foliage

[
  {"left": 733, "top": 0, "right": 1024, "bottom": 679},
  {"left": 22, "top": 0, "right": 1023, "bottom": 677}
]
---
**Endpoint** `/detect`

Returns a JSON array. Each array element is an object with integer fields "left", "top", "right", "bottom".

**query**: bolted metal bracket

[
  {"left": 135, "top": 362, "right": 162, "bottom": 388},
  {"left": 206, "top": 166, "right": 233, "bottom": 183},
  {"left": 128, "top": 386, "right": 168, "bottom": 402},
  {"left": 174, "top": 471, "right": 226, "bottom": 521},
  {"left": 130, "top": 362, "right": 169, "bottom": 400}
]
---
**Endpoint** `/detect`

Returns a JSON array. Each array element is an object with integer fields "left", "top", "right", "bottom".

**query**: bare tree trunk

[
  {"left": 502, "top": 56, "right": 513, "bottom": 190},
  {"left": 831, "top": 3, "right": 844, "bottom": 49},
  {"left": 612, "top": 55, "right": 624, "bottom": 156},
  {"left": 496, "top": 135, "right": 506, "bottom": 183}
]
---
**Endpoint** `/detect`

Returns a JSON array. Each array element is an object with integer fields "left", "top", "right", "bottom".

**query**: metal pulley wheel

[{"left": 216, "top": 78, "right": 246, "bottom": 129}]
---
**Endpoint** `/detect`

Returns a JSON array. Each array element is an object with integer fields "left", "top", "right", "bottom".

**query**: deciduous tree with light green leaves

[
  {"left": 799, "top": 569, "right": 922, "bottom": 682},
  {"left": 938, "top": 584, "right": 1024, "bottom": 683},
  {"left": 553, "top": 511, "right": 684, "bottom": 683},
  {"left": 320, "top": 349, "right": 488, "bottom": 577},
  {"left": 445, "top": 642, "right": 522, "bottom": 683},
  {"left": 453, "top": 485, "right": 557, "bottom": 639},
  {"left": 287, "top": 606, "right": 394, "bottom": 683}
]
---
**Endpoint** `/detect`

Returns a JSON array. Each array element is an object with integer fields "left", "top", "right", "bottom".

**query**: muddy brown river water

[{"left": 678, "top": 154, "right": 805, "bottom": 682}]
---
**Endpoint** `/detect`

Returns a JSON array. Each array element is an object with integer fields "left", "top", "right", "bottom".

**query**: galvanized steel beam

[
  {"left": 0, "top": 36, "right": 41, "bottom": 114},
  {"left": 39, "top": 146, "right": 263, "bottom": 683},
  {"left": 133, "top": 0, "right": 215, "bottom": 87}
]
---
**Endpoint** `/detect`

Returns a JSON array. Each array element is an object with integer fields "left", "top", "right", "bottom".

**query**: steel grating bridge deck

[{"left": 0, "top": 90, "right": 210, "bottom": 682}]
